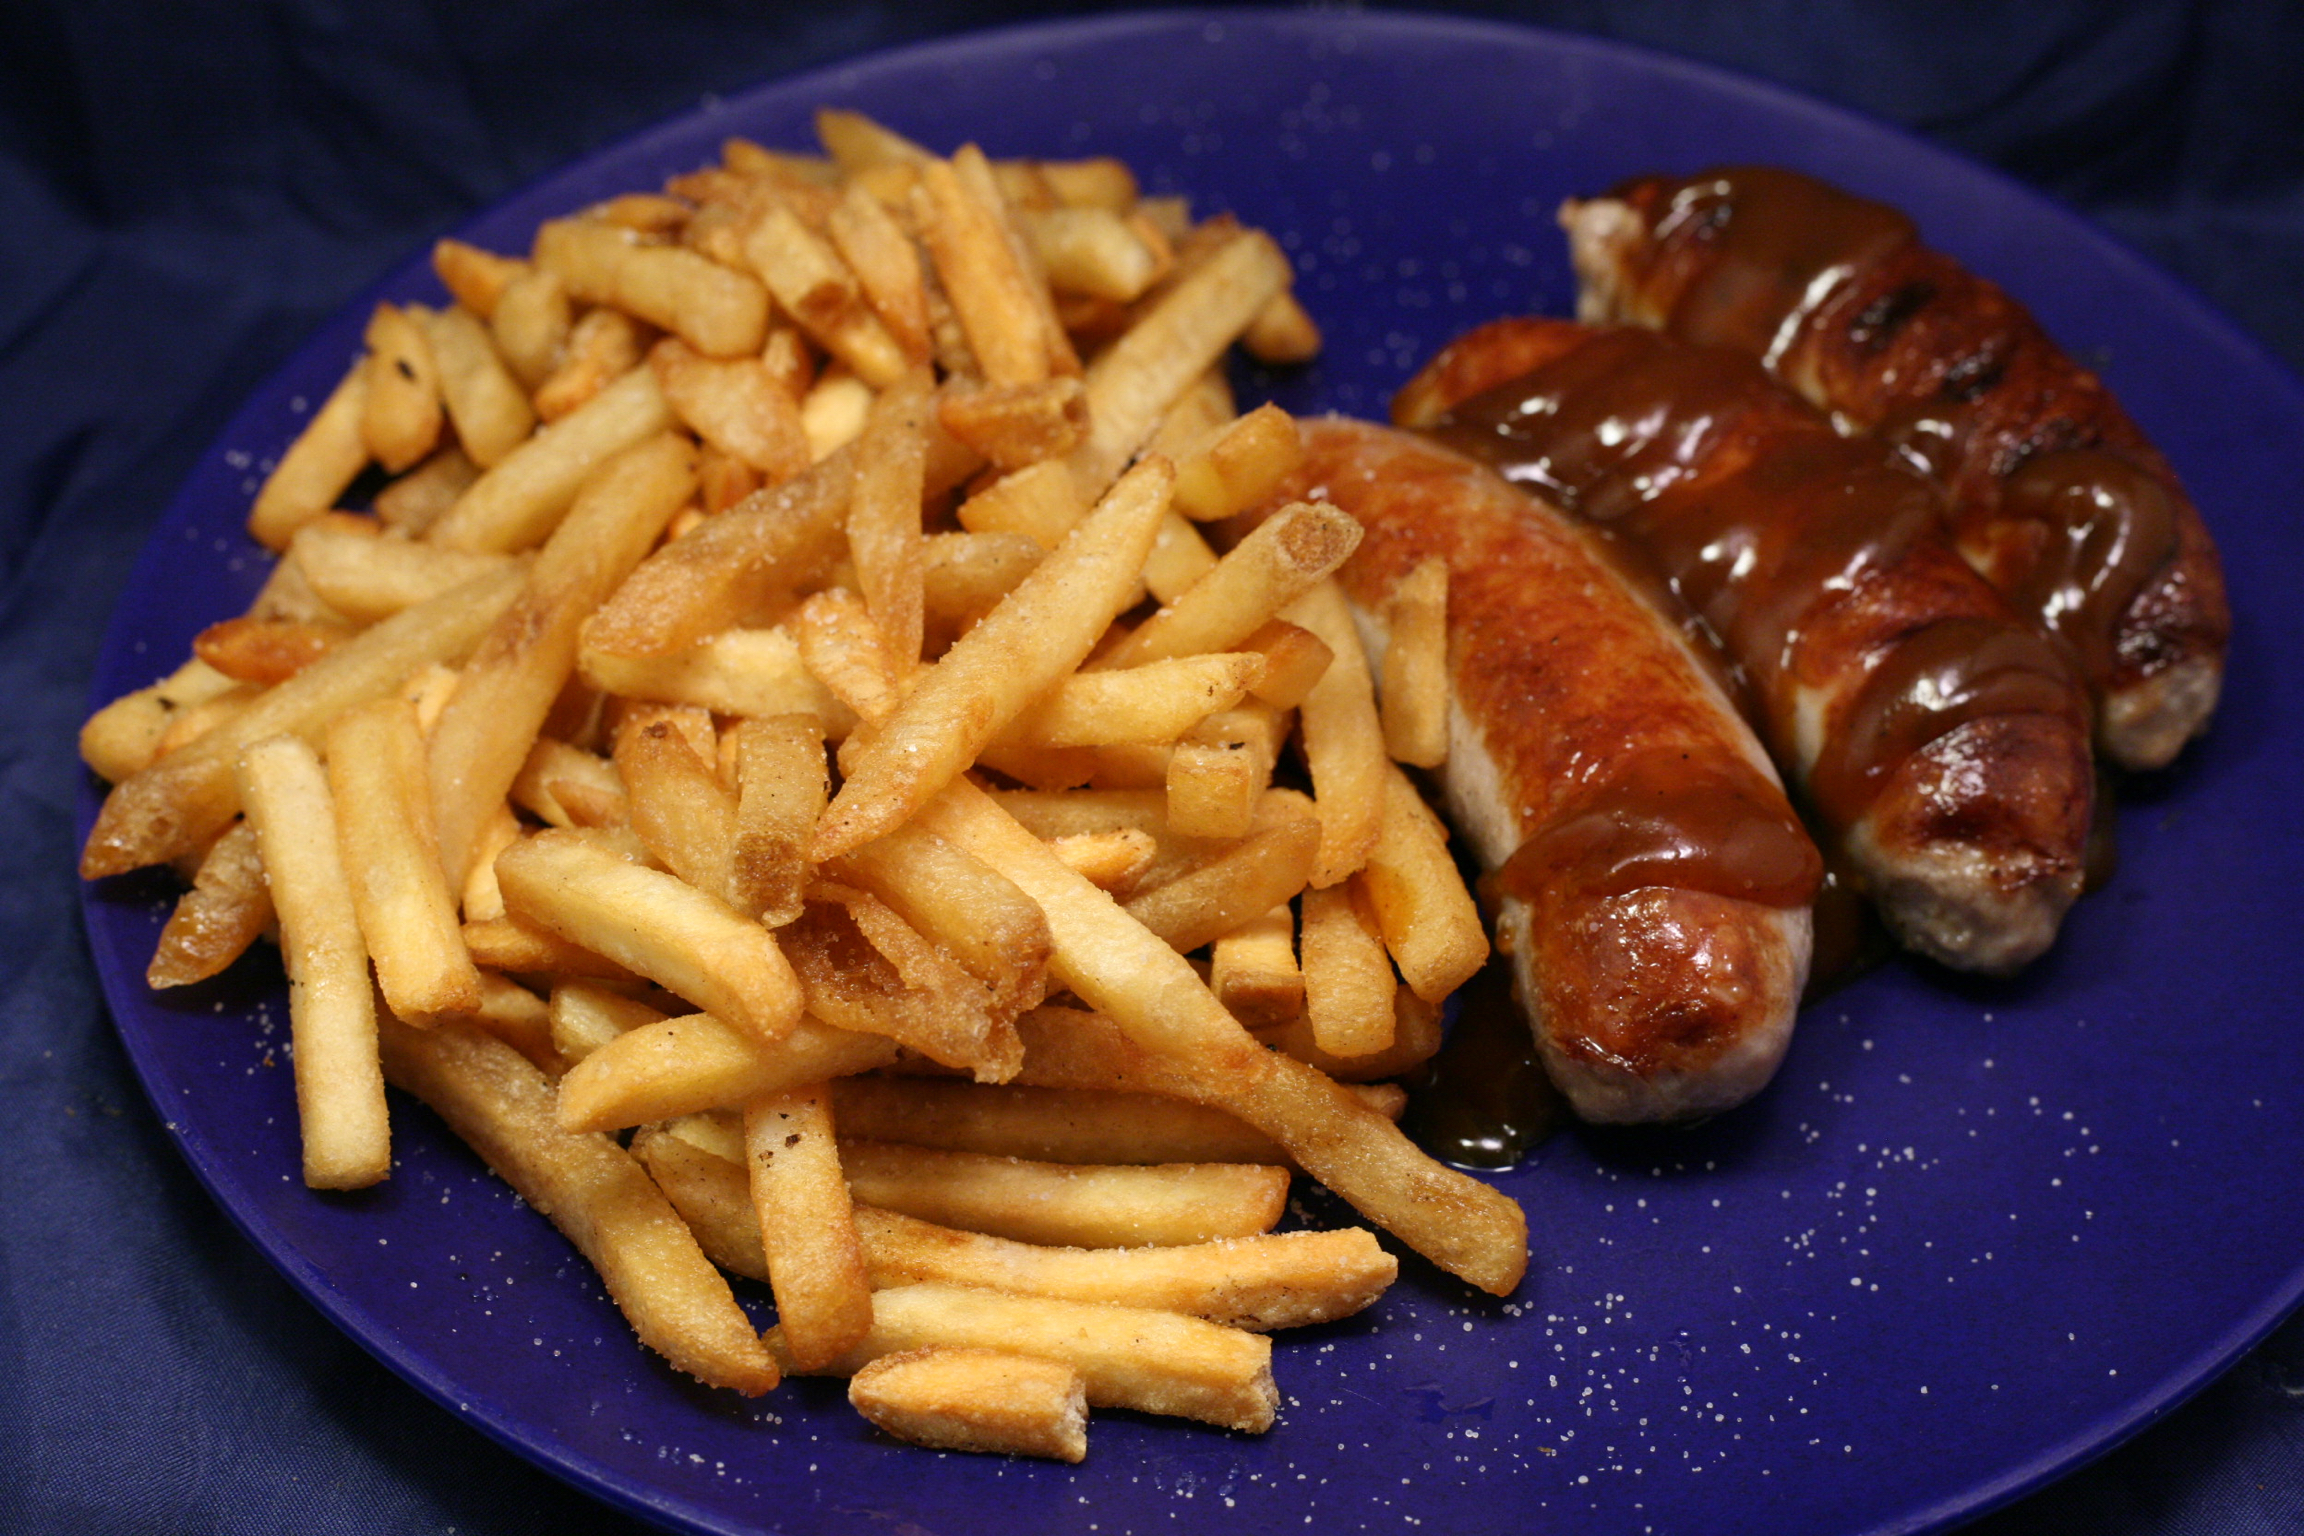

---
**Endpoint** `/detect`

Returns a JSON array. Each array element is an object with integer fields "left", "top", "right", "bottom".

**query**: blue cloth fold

[{"left": 5, "top": 4, "right": 2296, "bottom": 1531}]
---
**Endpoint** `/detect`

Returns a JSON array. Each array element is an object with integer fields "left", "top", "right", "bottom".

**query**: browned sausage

[
  {"left": 1396, "top": 318, "right": 2095, "bottom": 974},
  {"left": 1280, "top": 417, "right": 1818, "bottom": 1122},
  {"left": 1562, "top": 166, "right": 2229, "bottom": 770}
]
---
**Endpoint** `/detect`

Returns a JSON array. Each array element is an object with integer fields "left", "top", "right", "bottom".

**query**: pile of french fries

[{"left": 78, "top": 109, "right": 1525, "bottom": 1462}]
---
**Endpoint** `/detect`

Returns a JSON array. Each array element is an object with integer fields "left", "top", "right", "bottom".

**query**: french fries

[{"left": 81, "top": 112, "right": 1551, "bottom": 1464}]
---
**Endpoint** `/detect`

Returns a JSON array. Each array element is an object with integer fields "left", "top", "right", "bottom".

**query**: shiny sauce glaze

[
  {"left": 1404, "top": 953, "right": 1570, "bottom": 1168},
  {"left": 1426, "top": 324, "right": 2081, "bottom": 835},
  {"left": 1618, "top": 166, "right": 2191, "bottom": 696}
]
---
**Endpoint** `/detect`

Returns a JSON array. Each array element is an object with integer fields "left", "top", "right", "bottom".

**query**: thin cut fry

[
  {"left": 1378, "top": 556, "right": 1449, "bottom": 768},
  {"left": 1361, "top": 763, "right": 1488, "bottom": 1003},
  {"left": 146, "top": 820, "right": 272, "bottom": 989},
  {"left": 743, "top": 1085, "right": 874, "bottom": 1371},
  {"left": 731, "top": 715, "right": 827, "bottom": 926},
  {"left": 555, "top": 1011, "right": 896, "bottom": 1133},
  {"left": 249, "top": 361, "right": 370, "bottom": 550},
  {"left": 1299, "top": 876, "right": 1399, "bottom": 1059},
  {"left": 361, "top": 303, "right": 444, "bottom": 473},
  {"left": 841, "top": 1140, "right": 1288, "bottom": 1249},
  {"left": 1097, "top": 498, "right": 1360, "bottom": 669},
  {"left": 533, "top": 216, "right": 769, "bottom": 357},
  {"left": 1209, "top": 904, "right": 1303, "bottom": 1029},
  {"left": 1286, "top": 579, "right": 1388, "bottom": 887},
  {"left": 419, "top": 305, "right": 535, "bottom": 467},
  {"left": 377, "top": 1012, "right": 779, "bottom": 1393},
  {"left": 236, "top": 735, "right": 389, "bottom": 1189},
  {"left": 849, "top": 1348, "right": 1087, "bottom": 1463},
  {"left": 428, "top": 365, "right": 675, "bottom": 554},
  {"left": 1169, "top": 403, "right": 1304, "bottom": 523},
  {"left": 326, "top": 696, "right": 483, "bottom": 1022},
  {"left": 846, "top": 370, "right": 933, "bottom": 670}
]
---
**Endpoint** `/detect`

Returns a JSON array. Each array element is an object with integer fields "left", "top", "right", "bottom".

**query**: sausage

[
  {"left": 1280, "top": 417, "right": 1818, "bottom": 1123},
  {"left": 1561, "top": 165, "right": 2230, "bottom": 771},
  {"left": 1397, "top": 318, "right": 2096, "bottom": 974}
]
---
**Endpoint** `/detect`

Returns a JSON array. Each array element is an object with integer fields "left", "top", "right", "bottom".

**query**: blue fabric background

[{"left": 5, "top": 3, "right": 2299, "bottom": 1530}]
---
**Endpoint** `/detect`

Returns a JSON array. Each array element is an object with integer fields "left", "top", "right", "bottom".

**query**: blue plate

[{"left": 78, "top": 12, "right": 2304, "bottom": 1535}]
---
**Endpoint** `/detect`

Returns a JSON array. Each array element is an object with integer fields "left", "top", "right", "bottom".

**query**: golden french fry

[
  {"left": 533, "top": 216, "right": 769, "bottom": 357},
  {"left": 953, "top": 458, "right": 1083, "bottom": 551},
  {"left": 1253, "top": 985, "right": 1445, "bottom": 1083},
  {"left": 936, "top": 378, "right": 1087, "bottom": 471},
  {"left": 1064, "top": 229, "right": 1291, "bottom": 497},
  {"left": 781, "top": 890, "right": 1015, "bottom": 1079},
  {"left": 846, "top": 370, "right": 932, "bottom": 669},
  {"left": 921, "top": 530, "right": 1043, "bottom": 638},
  {"left": 81, "top": 566, "right": 524, "bottom": 879},
  {"left": 457, "top": 804, "right": 522, "bottom": 922},
  {"left": 580, "top": 627, "right": 852, "bottom": 727},
  {"left": 442, "top": 971, "right": 562, "bottom": 1075},
  {"left": 489, "top": 265, "right": 572, "bottom": 391},
  {"left": 81, "top": 657, "right": 242, "bottom": 783},
  {"left": 743, "top": 1085, "right": 874, "bottom": 1371},
  {"left": 1286, "top": 579, "right": 1387, "bottom": 887},
  {"left": 849, "top": 1348, "right": 1087, "bottom": 1463},
  {"left": 1378, "top": 556, "right": 1449, "bottom": 768},
  {"left": 855, "top": 1208, "right": 1396, "bottom": 1332},
  {"left": 460, "top": 910, "right": 636, "bottom": 980},
  {"left": 800, "top": 366, "right": 874, "bottom": 460},
  {"left": 1300, "top": 875, "right": 1398, "bottom": 1059},
  {"left": 1123, "top": 809, "right": 1318, "bottom": 954},
  {"left": 496, "top": 830, "right": 803, "bottom": 1045},
  {"left": 1009, "top": 1007, "right": 1525, "bottom": 1295},
  {"left": 650, "top": 335, "right": 811, "bottom": 480},
  {"left": 249, "top": 361, "right": 370, "bottom": 550},
  {"left": 290, "top": 517, "right": 519, "bottom": 625},
  {"left": 913, "top": 149, "right": 1056, "bottom": 387},
  {"left": 812, "top": 456, "right": 1175, "bottom": 860},
  {"left": 556, "top": 1011, "right": 897, "bottom": 1133},
  {"left": 827, "top": 179, "right": 932, "bottom": 363},
  {"left": 743, "top": 200, "right": 911, "bottom": 388},
  {"left": 1098, "top": 499, "right": 1360, "bottom": 670},
  {"left": 1023, "top": 205, "right": 1160, "bottom": 302},
  {"left": 427, "top": 365, "right": 674, "bottom": 554},
  {"left": 1209, "top": 904, "right": 1303, "bottom": 1029},
  {"left": 828, "top": 1077, "right": 1288, "bottom": 1165},
  {"left": 533, "top": 305, "right": 647, "bottom": 422},
  {"left": 1238, "top": 618, "right": 1331, "bottom": 709},
  {"left": 361, "top": 303, "right": 445, "bottom": 473},
  {"left": 432, "top": 239, "right": 525, "bottom": 318},
  {"left": 377, "top": 1012, "right": 779, "bottom": 1393},
  {"left": 190, "top": 615, "right": 347, "bottom": 686},
  {"left": 696, "top": 443, "right": 763, "bottom": 514},
  {"left": 1048, "top": 827, "right": 1158, "bottom": 894},
  {"left": 1243, "top": 290, "right": 1323, "bottom": 365},
  {"left": 731, "top": 715, "right": 827, "bottom": 926},
  {"left": 325, "top": 696, "right": 482, "bottom": 1022},
  {"left": 767, "top": 1282, "right": 1276, "bottom": 1433},
  {"left": 509, "top": 737, "right": 627, "bottom": 829},
  {"left": 549, "top": 979, "right": 668, "bottom": 1065},
  {"left": 429, "top": 434, "right": 695, "bottom": 889},
  {"left": 999, "top": 654, "right": 1261, "bottom": 750},
  {"left": 582, "top": 444, "right": 854, "bottom": 659},
  {"left": 814, "top": 108, "right": 929, "bottom": 172},
  {"left": 1361, "top": 763, "right": 1487, "bottom": 1002},
  {"left": 418, "top": 304, "right": 535, "bottom": 467},
  {"left": 146, "top": 820, "right": 272, "bottom": 989},
  {"left": 236, "top": 735, "right": 389, "bottom": 1189},
  {"left": 373, "top": 446, "right": 482, "bottom": 534},
  {"left": 616, "top": 713, "right": 738, "bottom": 900},
  {"left": 1170, "top": 404, "right": 1304, "bottom": 523},
  {"left": 1162, "top": 735, "right": 1254, "bottom": 841},
  {"left": 824, "top": 820, "right": 1051, "bottom": 1024}
]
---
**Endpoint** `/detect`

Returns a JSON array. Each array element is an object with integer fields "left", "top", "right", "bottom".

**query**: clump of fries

[{"left": 78, "top": 109, "right": 1524, "bottom": 1462}]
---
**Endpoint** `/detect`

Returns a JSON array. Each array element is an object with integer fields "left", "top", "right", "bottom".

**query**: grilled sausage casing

[
  {"left": 1562, "top": 165, "right": 2229, "bottom": 770},
  {"left": 1281, "top": 417, "right": 1817, "bottom": 1123},
  {"left": 1399, "top": 318, "right": 2095, "bottom": 974}
]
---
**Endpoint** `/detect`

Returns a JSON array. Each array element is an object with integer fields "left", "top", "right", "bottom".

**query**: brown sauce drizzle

[
  {"left": 1431, "top": 328, "right": 2064, "bottom": 836},
  {"left": 1803, "top": 846, "right": 1893, "bottom": 1002},
  {"left": 1403, "top": 953, "right": 1568, "bottom": 1169},
  {"left": 1487, "top": 747, "right": 1821, "bottom": 911},
  {"left": 1649, "top": 167, "right": 1916, "bottom": 366},
  {"left": 1996, "top": 448, "right": 2181, "bottom": 684}
]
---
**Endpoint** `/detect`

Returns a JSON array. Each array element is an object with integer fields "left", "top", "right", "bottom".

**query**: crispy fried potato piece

[
  {"left": 731, "top": 715, "right": 827, "bottom": 927},
  {"left": 248, "top": 361, "right": 370, "bottom": 550},
  {"left": 827, "top": 1077, "right": 1290, "bottom": 1164},
  {"left": 81, "top": 567, "right": 524, "bottom": 879},
  {"left": 1361, "top": 763, "right": 1487, "bottom": 1002},
  {"left": 767, "top": 1282, "right": 1276, "bottom": 1433},
  {"left": 533, "top": 216, "right": 769, "bottom": 357},
  {"left": 1170, "top": 403, "right": 1304, "bottom": 523},
  {"left": 237, "top": 735, "right": 389, "bottom": 1189},
  {"left": 780, "top": 890, "right": 1015, "bottom": 1080},
  {"left": 432, "top": 239, "right": 525, "bottom": 318},
  {"left": 81, "top": 657, "right": 243, "bottom": 783},
  {"left": 428, "top": 365, "right": 674, "bottom": 554},
  {"left": 812, "top": 457, "right": 1174, "bottom": 860},
  {"left": 146, "top": 820, "right": 272, "bottom": 989},
  {"left": 290, "top": 517, "right": 519, "bottom": 625},
  {"left": 429, "top": 434, "right": 694, "bottom": 889},
  {"left": 326, "top": 696, "right": 483, "bottom": 1022},
  {"left": 1286, "top": 579, "right": 1387, "bottom": 888},
  {"left": 549, "top": 979, "right": 668, "bottom": 1065},
  {"left": 1209, "top": 904, "right": 1303, "bottom": 1030},
  {"left": 840, "top": 1140, "right": 1288, "bottom": 1249},
  {"left": 556, "top": 1011, "right": 896, "bottom": 1133},
  {"left": 496, "top": 830, "right": 803, "bottom": 1046},
  {"left": 361, "top": 303, "right": 445, "bottom": 473},
  {"left": 743, "top": 1084, "right": 874, "bottom": 1371},
  {"left": 846, "top": 369, "right": 933, "bottom": 669},
  {"left": 1300, "top": 875, "right": 1398, "bottom": 1060},
  {"left": 650, "top": 336, "right": 811, "bottom": 481},
  {"left": 419, "top": 304, "right": 535, "bottom": 467},
  {"left": 1377, "top": 555, "right": 1449, "bottom": 769},
  {"left": 849, "top": 1348, "right": 1087, "bottom": 1463},
  {"left": 1121, "top": 812, "right": 1320, "bottom": 955},
  {"left": 378, "top": 1012, "right": 779, "bottom": 1393}
]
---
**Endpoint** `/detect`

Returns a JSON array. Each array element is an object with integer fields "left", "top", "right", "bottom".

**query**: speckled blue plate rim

[{"left": 74, "top": 11, "right": 2304, "bottom": 1536}]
